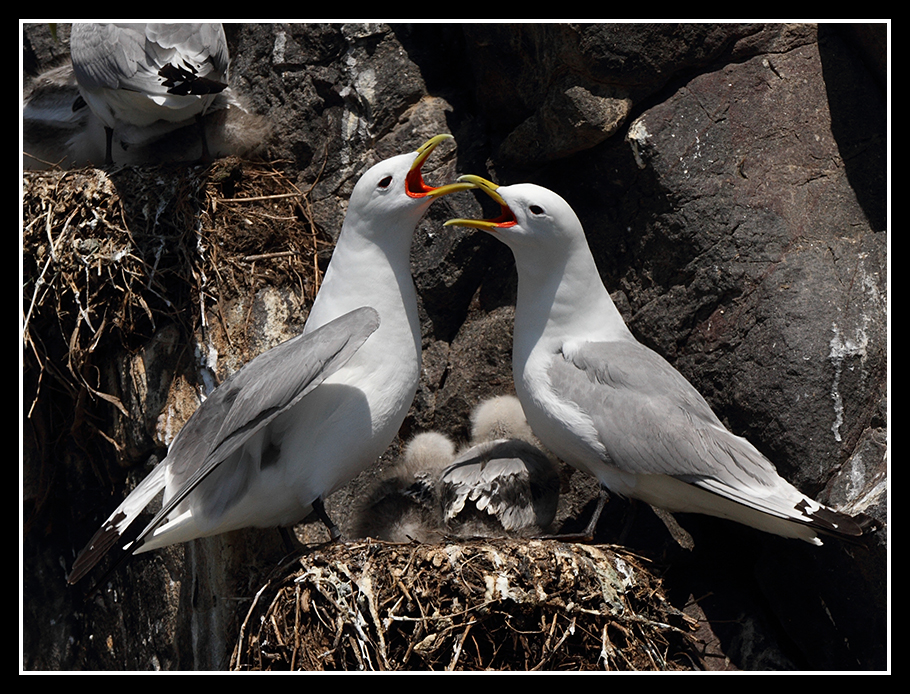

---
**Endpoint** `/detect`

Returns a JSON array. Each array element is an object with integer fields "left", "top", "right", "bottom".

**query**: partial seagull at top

[
  {"left": 446, "top": 176, "right": 879, "bottom": 545},
  {"left": 22, "top": 59, "right": 267, "bottom": 170},
  {"left": 69, "top": 23, "right": 231, "bottom": 164}
]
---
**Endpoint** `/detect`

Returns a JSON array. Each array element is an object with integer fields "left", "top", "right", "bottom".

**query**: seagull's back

[{"left": 70, "top": 23, "right": 229, "bottom": 130}]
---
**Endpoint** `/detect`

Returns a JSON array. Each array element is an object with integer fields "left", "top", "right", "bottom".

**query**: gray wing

[
  {"left": 145, "top": 24, "right": 229, "bottom": 73},
  {"left": 554, "top": 339, "right": 877, "bottom": 540},
  {"left": 71, "top": 24, "right": 150, "bottom": 91},
  {"left": 68, "top": 306, "right": 379, "bottom": 584},
  {"left": 553, "top": 339, "right": 783, "bottom": 491},
  {"left": 134, "top": 306, "right": 380, "bottom": 547},
  {"left": 145, "top": 24, "right": 229, "bottom": 95}
]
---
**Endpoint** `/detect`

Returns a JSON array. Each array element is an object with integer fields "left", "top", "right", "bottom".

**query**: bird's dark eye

[
  {"left": 378, "top": 176, "right": 393, "bottom": 188},
  {"left": 529, "top": 205, "right": 544, "bottom": 215}
]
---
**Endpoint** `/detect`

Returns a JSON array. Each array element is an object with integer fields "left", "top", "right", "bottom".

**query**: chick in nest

[
  {"left": 439, "top": 395, "right": 560, "bottom": 538},
  {"left": 353, "top": 432, "right": 455, "bottom": 543}
]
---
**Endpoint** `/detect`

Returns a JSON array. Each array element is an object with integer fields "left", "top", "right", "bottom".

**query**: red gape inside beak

[
  {"left": 442, "top": 174, "right": 517, "bottom": 230},
  {"left": 489, "top": 204, "right": 517, "bottom": 228},
  {"left": 405, "top": 165, "right": 434, "bottom": 198}
]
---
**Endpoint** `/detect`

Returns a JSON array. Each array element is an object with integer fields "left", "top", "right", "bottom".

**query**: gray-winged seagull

[
  {"left": 70, "top": 23, "right": 230, "bottom": 164},
  {"left": 446, "top": 176, "right": 877, "bottom": 545},
  {"left": 353, "top": 431, "right": 456, "bottom": 543},
  {"left": 67, "top": 135, "right": 472, "bottom": 586},
  {"left": 23, "top": 58, "right": 266, "bottom": 170},
  {"left": 439, "top": 395, "right": 560, "bottom": 537}
]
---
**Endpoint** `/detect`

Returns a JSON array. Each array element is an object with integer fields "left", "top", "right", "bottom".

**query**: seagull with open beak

[
  {"left": 68, "top": 135, "right": 473, "bottom": 590},
  {"left": 445, "top": 174, "right": 878, "bottom": 545}
]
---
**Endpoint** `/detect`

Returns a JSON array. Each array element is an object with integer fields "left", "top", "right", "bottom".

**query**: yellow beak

[
  {"left": 443, "top": 174, "right": 514, "bottom": 230},
  {"left": 408, "top": 135, "right": 477, "bottom": 199}
]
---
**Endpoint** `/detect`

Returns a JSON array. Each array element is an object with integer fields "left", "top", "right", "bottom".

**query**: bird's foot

[{"left": 538, "top": 486, "right": 610, "bottom": 543}]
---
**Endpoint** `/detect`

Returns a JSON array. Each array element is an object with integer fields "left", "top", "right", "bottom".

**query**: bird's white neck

[
  {"left": 305, "top": 218, "right": 419, "bottom": 339},
  {"left": 302, "top": 214, "right": 423, "bottom": 439},
  {"left": 511, "top": 238, "right": 631, "bottom": 368}
]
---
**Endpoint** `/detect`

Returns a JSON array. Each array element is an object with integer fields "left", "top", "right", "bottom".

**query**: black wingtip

[
  {"left": 67, "top": 512, "right": 127, "bottom": 585},
  {"left": 67, "top": 509, "right": 150, "bottom": 593},
  {"left": 796, "top": 499, "right": 883, "bottom": 541},
  {"left": 158, "top": 63, "right": 228, "bottom": 96}
]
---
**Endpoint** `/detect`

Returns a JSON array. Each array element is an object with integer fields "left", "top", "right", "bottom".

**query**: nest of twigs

[
  {"left": 231, "top": 539, "right": 701, "bottom": 671},
  {"left": 22, "top": 158, "right": 325, "bottom": 403},
  {"left": 22, "top": 159, "right": 327, "bottom": 531}
]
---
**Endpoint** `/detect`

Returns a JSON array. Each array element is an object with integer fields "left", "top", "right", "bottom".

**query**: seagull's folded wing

[
  {"left": 553, "top": 339, "right": 872, "bottom": 538},
  {"left": 68, "top": 306, "right": 379, "bottom": 584},
  {"left": 136, "top": 306, "right": 380, "bottom": 546}
]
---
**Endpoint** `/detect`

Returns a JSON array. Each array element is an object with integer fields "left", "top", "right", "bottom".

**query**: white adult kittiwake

[
  {"left": 446, "top": 175, "right": 878, "bottom": 545},
  {"left": 23, "top": 58, "right": 266, "bottom": 170},
  {"left": 67, "top": 135, "right": 472, "bottom": 587},
  {"left": 70, "top": 23, "right": 230, "bottom": 164}
]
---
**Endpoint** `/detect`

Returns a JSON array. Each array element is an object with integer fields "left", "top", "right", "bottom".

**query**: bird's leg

[
  {"left": 539, "top": 485, "right": 610, "bottom": 543},
  {"left": 197, "top": 114, "right": 212, "bottom": 163},
  {"left": 617, "top": 497, "right": 640, "bottom": 545},
  {"left": 279, "top": 526, "right": 304, "bottom": 554},
  {"left": 581, "top": 485, "right": 610, "bottom": 540},
  {"left": 648, "top": 505, "right": 695, "bottom": 550},
  {"left": 104, "top": 126, "right": 114, "bottom": 166},
  {"left": 275, "top": 499, "right": 342, "bottom": 561},
  {"left": 312, "top": 497, "right": 342, "bottom": 541}
]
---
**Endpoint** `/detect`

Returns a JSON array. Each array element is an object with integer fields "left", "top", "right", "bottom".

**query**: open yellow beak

[
  {"left": 443, "top": 175, "right": 516, "bottom": 230},
  {"left": 407, "top": 134, "right": 477, "bottom": 199}
]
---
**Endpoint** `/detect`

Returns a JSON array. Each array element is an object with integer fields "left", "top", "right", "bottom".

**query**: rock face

[{"left": 22, "top": 23, "right": 887, "bottom": 671}]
